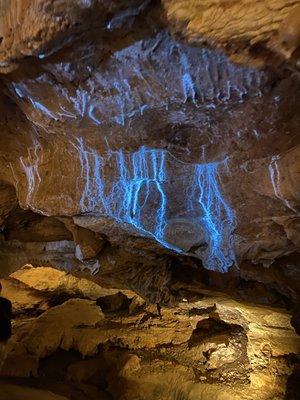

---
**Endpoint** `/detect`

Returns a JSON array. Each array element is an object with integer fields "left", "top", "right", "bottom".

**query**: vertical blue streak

[{"left": 75, "top": 139, "right": 235, "bottom": 271}]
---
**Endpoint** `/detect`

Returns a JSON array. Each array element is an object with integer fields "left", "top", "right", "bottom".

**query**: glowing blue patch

[
  {"left": 73, "top": 141, "right": 236, "bottom": 271},
  {"left": 19, "top": 136, "right": 235, "bottom": 271},
  {"left": 182, "top": 73, "right": 196, "bottom": 103},
  {"left": 31, "top": 100, "right": 58, "bottom": 120},
  {"left": 180, "top": 52, "right": 196, "bottom": 103},
  {"left": 193, "top": 161, "right": 235, "bottom": 271}
]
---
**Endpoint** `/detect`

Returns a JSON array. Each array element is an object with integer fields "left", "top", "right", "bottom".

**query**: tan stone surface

[
  {"left": 11, "top": 265, "right": 120, "bottom": 300},
  {"left": 0, "top": 278, "right": 48, "bottom": 314},
  {"left": 0, "top": 267, "right": 298, "bottom": 399},
  {"left": 0, "top": 2, "right": 299, "bottom": 397},
  {"left": 0, "top": 383, "right": 69, "bottom": 400},
  {"left": 163, "top": 0, "right": 300, "bottom": 66}
]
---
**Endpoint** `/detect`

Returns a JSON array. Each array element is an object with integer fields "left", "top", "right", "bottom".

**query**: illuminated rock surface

[
  {"left": 162, "top": 0, "right": 300, "bottom": 68},
  {"left": 0, "top": 266, "right": 299, "bottom": 400},
  {"left": 0, "top": 0, "right": 299, "bottom": 283},
  {"left": 0, "top": 1, "right": 299, "bottom": 397}
]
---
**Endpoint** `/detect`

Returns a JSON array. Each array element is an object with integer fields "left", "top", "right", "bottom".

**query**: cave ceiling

[{"left": 0, "top": 0, "right": 299, "bottom": 308}]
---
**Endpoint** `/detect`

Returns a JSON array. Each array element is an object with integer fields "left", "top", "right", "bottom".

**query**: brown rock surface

[
  {"left": 163, "top": 0, "right": 300, "bottom": 68},
  {"left": 0, "top": 267, "right": 299, "bottom": 399},
  {"left": 0, "top": 2, "right": 299, "bottom": 397},
  {"left": 0, "top": 2, "right": 299, "bottom": 277}
]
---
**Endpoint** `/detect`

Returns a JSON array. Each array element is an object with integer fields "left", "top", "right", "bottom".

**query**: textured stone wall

[
  {"left": 0, "top": 266, "right": 299, "bottom": 400},
  {"left": 0, "top": 0, "right": 299, "bottom": 313}
]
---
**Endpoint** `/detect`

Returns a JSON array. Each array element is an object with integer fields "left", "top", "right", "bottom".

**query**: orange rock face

[{"left": 0, "top": 0, "right": 299, "bottom": 314}]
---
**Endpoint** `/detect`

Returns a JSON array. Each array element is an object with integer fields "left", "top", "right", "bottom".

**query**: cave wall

[
  {"left": 0, "top": 265, "right": 299, "bottom": 400},
  {"left": 0, "top": 0, "right": 299, "bottom": 312}
]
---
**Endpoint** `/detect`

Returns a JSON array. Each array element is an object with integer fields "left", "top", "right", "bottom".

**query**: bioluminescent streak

[
  {"left": 18, "top": 139, "right": 236, "bottom": 271},
  {"left": 179, "top": 52, "right": 196, "bottom": 103},
  {"left": 192, "top": 162, "right": 235, "bottom": 271},
  {"left": 268, "top": 155, "right": 298, "bottom": 213},
  {"left": 16, "top": 143, "right": 42, "bottom": 210},
  {"left": 67, "top": 140, "right": 236, "bottom": 271},
  {"left": 10, "top": 35, "right": 262, "bottom": 130}
]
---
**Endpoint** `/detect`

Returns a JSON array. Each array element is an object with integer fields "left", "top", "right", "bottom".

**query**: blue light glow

[
  {"left": 11, "top": 35, "right": 262, "bottom": 129},
  {"left": 180, "top": 52, "right": 196, "bottom": 103},
  {"left": 193, "top": 161, "right": 235, "bottom": 271},
  {"left": 18, "top": 137, "right": 235, "bottom": 272},
  {"left": 72, "top": 141, "right": 236, "bottom": 271}
]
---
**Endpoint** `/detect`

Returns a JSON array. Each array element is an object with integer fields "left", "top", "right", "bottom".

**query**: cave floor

[{"left": 0, "top": 265, "right": 299, "bottom": 400}]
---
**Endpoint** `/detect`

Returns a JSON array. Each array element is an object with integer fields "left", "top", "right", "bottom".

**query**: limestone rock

[
  {"left": 0, "top": 270, "right": 298, "bottom": 399},
  {"left": 0, "top": 0, "right": 149, "bottom": 73},
  {"left": 0, "top": 2, "right": 299, "bottom": 398},
  {"left": 0, "top": 278, "right": 48, "bottom": 315},
  {"left": 0, "top": 0, "right": 299, "bottom": 307},
  {"left": 0, "top": 383, "right": 69, "bottom": 400},
  {"left": 10, "top": 264, "right": 114, "bottom": 300},
  {"left": 163, "top": 0, "right": 300, "bottom": 68}
]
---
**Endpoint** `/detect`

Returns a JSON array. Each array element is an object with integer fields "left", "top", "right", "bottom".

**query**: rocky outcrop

[
  {"left": 0, "top": 266, "right": 299, "bottom": 400},
  {"left": 0, "top": 0, "right": 299, "bottom": 370},
  {"left": 163, "top": 0, "right": 300, "bottom": 68},
  {"left": 1, "top": 0, "right": 300, "bottom": 73},
  {"left": 0, "top": 0, "right": 153, "bottom": 73}
]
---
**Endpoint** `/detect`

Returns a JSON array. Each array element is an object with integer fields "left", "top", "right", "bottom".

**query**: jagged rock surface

[
  {"left": 0, "top": 267, "right": 299, "bottom": 400},
  {"left": 0, "top": 0, "right": 299, "bottom": 370},
  {"left": 162, "top": 0, "right": 300, "bottom": 68}
]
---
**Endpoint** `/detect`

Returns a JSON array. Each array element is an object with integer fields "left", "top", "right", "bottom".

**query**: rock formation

[
  {"left": 0, "top": 266, "right": 299, "bottom": 400},
  {"left": 0, "top": 1, "right": 299, "bottom": 398}
]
